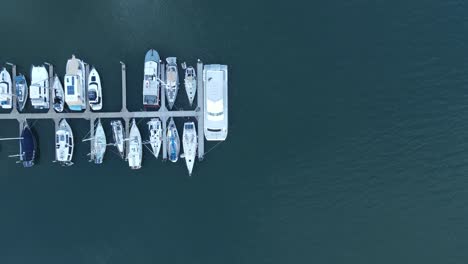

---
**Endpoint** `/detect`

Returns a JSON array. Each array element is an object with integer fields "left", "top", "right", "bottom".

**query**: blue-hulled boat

[{"left": 20, "top": 122, "right": 36, "bottom": 167}]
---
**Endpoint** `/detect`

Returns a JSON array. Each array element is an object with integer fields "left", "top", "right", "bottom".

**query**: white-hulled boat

[
  {"left": 30, "top": 65, "right": 49, "bottom": 109},
  {"left": 183, "top": 64, "right": 197, "bottom": 106},
  {"left": 147, "top": 118, "right": 162, "bottom": 158},
  {"left": 64, "top": 55, "right": 86, "bottom": 111},
  {"left": 52, "top": 75, "right": 65, "bottom": 112},
  {"left": 143, "top": 49, "right": 160, "bottom": 108},
  {"left": 167, "top": 118, "right": 180, "bottom": 162},
  {"left": 15, "top": 74, "right": 28, "bottom": 111},
  {"left": 93, "top": 119, "right": 106, "bottom": 164},
  {"left": 165, "top": 57, "right": 179, "bottom": 109},
  {"left": 127, "top": 119, "right": 142, "bottom": 169},
  {"left": 111, "top": 120, "right": 125, "bottom": 159},
  {"left": 0, "top": 68, "right": 12, "bottom": 109},
  {"left": 55, "top": 119, "right": 74, "bottom": 166},
  {"left": 88, "top": 67, "right": 102, "bottom": 111},
  {"left": 182, "top": 122, "right": 197, "bottom": 176}
]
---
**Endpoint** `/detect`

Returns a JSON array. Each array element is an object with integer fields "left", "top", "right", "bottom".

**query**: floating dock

[{"left": 1, "top": 60, "right": 206, "bottom": 163}]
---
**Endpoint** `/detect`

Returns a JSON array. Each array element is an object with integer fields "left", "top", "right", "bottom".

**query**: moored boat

[
  {"left": 20, "top": 121, "right": 37, "bottom": 167},
  {"left": 15, "top": 74, "right": 28, "bottom": 111},
  {"left": 165, "top": 57, "right": 179, "bottom": 109},
  {"left": 64, "top": 55, "right": 86, "bottom": 111},
  {"left": 127, "top": 119, "right": 142, "bottom": 169},
  {"left": 30, "top": 65, "right": 49, "bottom": 109},
  {"left": 182, "top": 121, "right": 197, "bottom": 176},
  {"left": 88, "top": 67, "right": 102, "bottom": 111},
  {"left": 183, "top": 63, "right": 197, "bottom": 106},
  {"left": 143, "top": 49, "right": 161, "bottom": 108},
  {"left": 93, "top": 119, "right": 106, "bottom": 164},
  {"left": 166, "top": 117, "right": 180, "bottom": 162},
  {"left": 147, "top": 118, "right": 162, "bottom": 158},
  {"left": 55, "top": 119, "right": 74, "bottom": 166},
  {"left": 111, "top": 120, "right": 125, "bottom": 159},
  {"left": 0, "top": 68, "right": 12, "bottom": 109},
  {"left": 52, "top": 75, "right": 65, "bottom": 112}
]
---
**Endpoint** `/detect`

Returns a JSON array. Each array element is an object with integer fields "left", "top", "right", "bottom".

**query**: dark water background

[{"left": 1, "top": 0, "right": 468, "bottom": 263}]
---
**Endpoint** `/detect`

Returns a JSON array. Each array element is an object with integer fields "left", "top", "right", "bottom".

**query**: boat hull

[
  {"left": 184, "top": 66, "right": 197, "bottom": 106},
  {"left": 15, "top": 74, "right": 28, "bottom": 111},
  {"left": 53, "top": 75, "right": 64, "bottom": 112},
  {"left": 127, "top": 119, "right": 142, "bottom": 169},
  {"left": 88, "top": 67, "right": 103, "bottom": 111},
  {"left": 93, "top": 120, "right": 106, "bottom": 164},
  {"left": 165, "top": 57, "right": 179, "bottom": 109},
  {"left": 30, "top": 66, "right": 50, "bottom": 109},
  {"left": 167, "top": 118, "right": 180, "bottom": 162},
  {"left": 20, "top": 123, "right": 36, "bottom": 167},
  {"left": 147, "top": 118, "right": 162, "bottom": 158},
  {"left": 56, "top": 119, "right": 74, "bottom": 166},
  {"left": 0, "top": 68, "right": 12, "bottom": 109},
  {"left": 143, "top": 49, "right": 161, "bottom": 108},
  {"left": 182, "top": 122, "right": 197, "bottom": 176}
]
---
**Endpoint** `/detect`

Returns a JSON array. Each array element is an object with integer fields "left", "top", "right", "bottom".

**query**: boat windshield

[{"left": 88, "top": 90, "right": 97, "bottom": 100}]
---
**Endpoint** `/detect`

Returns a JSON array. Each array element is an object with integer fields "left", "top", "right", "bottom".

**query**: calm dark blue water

[{"left": 1, "top": 0, "right": 468, "bottom": 263}]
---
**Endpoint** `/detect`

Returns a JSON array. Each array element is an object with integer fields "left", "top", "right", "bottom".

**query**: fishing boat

[
  {"left": 55, "top": 119, "right": 74, "bottom": 166},
  {"left": 167, "top": 117, "right": 180, "bottom": 162},
  {"left": 143, "top": 49, "right": 160, "bottom": 108},
  {"left": 182, "top": 122, "right": 197, "bottom": 176},
  {"left": 64, "top": 55, "right": 86, "bottom": 111},
  {"left": 165, "top": 57, "right": 179, "bottom": 109},
  {"left": 52, "top": 75, "right": 65, "bottom": 112},
  {"left": 15, "top": 74, "right": 28, "bottom": 111},
  {"left": 88, "top": 67, "right": 102, "bottom": 111},
  {"left": 30, "top": 65, "right": 49, "bottom": 109},
  {"left": 111, "top": 120, "right": 125, "bottom": 159},
  {"left": 0, "top": 68, "right": 12, "bottom": 109},
  {"left": 183, "top": 63, "right": 197, "bottom": 106},
  {"left": 92, "top": 119, "right": 106, "bottom": 164},
  {"left": 19, "top": 121, "right": 37, "bottom": 167},
  {"left": 147, "top": 118, "right": 162, "bottom": 158},
  {"left": 127, "top": 119, "right": 142, "bottom": 169}
]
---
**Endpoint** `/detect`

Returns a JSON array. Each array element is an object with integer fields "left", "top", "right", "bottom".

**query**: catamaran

[
  {"left": 88, "top": 67, "right": 102, "bottom": 111},
  {"left": 15, "top": 74, "right": 28, "bottom": 111},
  {"left": 182, "top": 122, "right": 197, "bottom": 176},
  {"left": 127, "top": 119, "right": 142, "bottom": 169},
  {"left": 147, "top": 118, "right": 162, "bottom": 158},
  {"left": 55, "top": 119, "right": 74, "bottom": 166},
  {"left": 165, "top": 57, "right": 179, "bottom": 109},
  {"left": 64, "top": 55, "right": 86, "bottom": 111},
  {"left": 111, "top": 120, "right": 125, "bottom": 159},
  {"left": 30, "top": 65, "right": 49, "bottom": 109},
  {"left": 92, "top": 119, "right": 106, "bottom": 164},
  {"left": 20, "top": 121, "right": 37, "bottom": 167},
  {"left": 0, "top": 68, "right": 12, "bottom": 109},
  {"left": 52, "top": 75, "right": 65, "bottom": 112},
  {"left": 167, "top": 117, "right": 180, "bottom": 162},
  {"left": 143, "top": 49, "right": 161, "bottom": 108},
  {"left": 183, "top": 63, "right": 197, "bottom": 106}
]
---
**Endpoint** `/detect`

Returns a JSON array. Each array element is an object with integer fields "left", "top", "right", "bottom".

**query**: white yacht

[
  {"left": 30, "top": 65, "right": 49, "bottom": 109},
  {"left": 182, "top": 122, "right": 197, "bottom": 176},
  {"left": 165, "top": 57, "right": 179, "bottom": 109},
  {"left": 147, "top": 118, "right": 162, "bottom": 158},
  {"left": 0, "top": 68, "right": 12, "bottom": 109},
  {"left": 15, "top": 74, "right": 28, "bottom": 111},
  {"left": 55, "top": 119, "right": 74, "bottom": 166},
  {"left": 111, "top": 120, "right": 125, "bottom": 159},
  {"left": 127, "top": 119, "right": 142, "bottom": 169},
  {"left": 93, "top": 119, "right": 106, "bottom": 164},
  {"left": 167, "top": 118, "right": 180, "bottom": 162},
  {"left": 64, "top": 55, "right": 86, "bottom": 111},
  {"left": 52, "top": 75, "right": 65, "bottom": 112},
  {"left": 204, "top": 64, "right": 228, "bottom": 141},
  {"left": 143, "top": 49, "right": 160, "bottom": 108},
  {"left": 88, "top": 67, "right": 102, "bottom": 111},
  {"left": 184, "top": 65, "right": 197, "bottom": 106}
]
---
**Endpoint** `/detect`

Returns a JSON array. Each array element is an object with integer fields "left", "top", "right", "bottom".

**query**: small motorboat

[
  {"left": 52, "top": 75, "right": 65, "bottom": 112},
  {"left": 20, "top": 121, "right": 37, "bottom": 167},
  {"left": 127, "top": 119, "right": 142, "bottom": 169},
  {"left": 165, "top": 57, "right": 179, "bottom": 109},
  {"left": 183, "top": 63, "right": 197, "bottom": 106},
  {"left": 93, "top": 119, "right": 106, "bottom": 164},
  {"left": 147, "top": 118, "right": 162, "bottom": 158},
  {"left": 15, "top": 74, "right": 28, "bottom": 111},
  {"left": 111, "top": 120, "right": 125, "bottom": 159},
  {"left": 0, "top": 68, "right": 12, "bottom": 109},
  {"left": 166, "top": 117, "right": 180, "bottom": 162},
  {"left": 182, "top": 122, "right": 197, "bottom": 176},
  {"left": 88, "top": 67, "right": 102, "bottom": 111},
  {"left": 55, "top": 119, "right": 74, "bottom": 166}
]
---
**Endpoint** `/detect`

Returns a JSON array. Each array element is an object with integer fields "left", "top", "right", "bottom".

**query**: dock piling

[{"left": 196, "top": 60, "right": 205, "bottom": 160}]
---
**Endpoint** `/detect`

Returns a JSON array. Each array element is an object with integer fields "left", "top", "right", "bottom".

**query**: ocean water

[{"left": 1, "top": 0, "right": 468, "bottom": 263}]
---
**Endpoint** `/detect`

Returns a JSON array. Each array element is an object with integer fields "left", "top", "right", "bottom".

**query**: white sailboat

[
  {"left": 182, "top": 122, "right": 197, "bottom": 176},
  {"left": 93, "top": 119, "right": 106, "bottom": 164},
  {"left": 111, "top": 120, "right": 125, "bottom": 159},
  {"left": 182, "top": 63, "right": 197, "bottom": 106},
  {"left": 0, "top": 68, "right": 12, "bottom": 109},
  {"left": 127, "top": 119, "right": 142, "bottom": 169},
  {"left": 55, "top": 119, "right": 74, "bottom": 166},
  {"left": 167, "top": 118, "right": 180, "bottom": 162},
  {"left": 88, "top": 67, "right": 102, "bottom": 111},
  {"left": 165, "top": 57, "right": 179, "bottom": 109},
  {"left": 52, "top": 75, "right": 65, "bottom": 112},
  {"left": 147, "top": 118, "right": 162, "bottom": 158}
]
